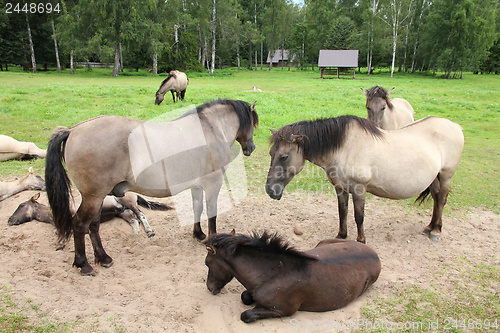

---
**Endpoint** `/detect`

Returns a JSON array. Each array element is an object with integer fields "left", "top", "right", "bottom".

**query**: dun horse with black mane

[
  {"left": 362, "top": 86, "right": 414, "bottom": 129},
  {"left": 155, "top": 70, "right": 188, "bottom": 105},
  {"left": 46, "top": 99, "right": 258, "bottom": 275},
  {"left": 205, "top": 231, "right": 381, "bottom": 322},
  {"left": 266, "top": 115, "right": 464, "bottom": 243}
]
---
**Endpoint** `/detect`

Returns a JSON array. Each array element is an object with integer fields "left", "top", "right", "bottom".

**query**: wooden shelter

[
  {"left": 318, "top": 50, "right": 359, "bottom": 79},
  {"left": 267, "top": 50, "right": 296, "bottom": 68}
]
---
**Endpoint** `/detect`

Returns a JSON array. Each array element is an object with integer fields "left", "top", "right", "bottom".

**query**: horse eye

[{"left": 280, "top": 155, "right": 289, "bottom": 162}]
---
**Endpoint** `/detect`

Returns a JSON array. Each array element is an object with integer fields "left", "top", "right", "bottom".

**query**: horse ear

[
  {"left": 206, "top": 245, "right": 216, "bottom": 255},
  {"left": 270, "top": 129, "right": 278, "bottom": 136},
  {"left": 31, "top": 193, "right": 40, "bottom": 202},
  {"left": 230, "top": 229, "right": 236, "bottom": 235},
  {"left": 361, "top": 88, "right": 369, "bottom": 96},
  {"left": 28, "top": 167, "right": 34, "bottom": 175},
  {"left": 291, "top": 134, "right": 305, "bottom": 143},
  {"left": 250, "top": 101, "right": 257, "bottom": 111},
  {"left": 387, "top": 87, "right": 395, "bottom": 94}
]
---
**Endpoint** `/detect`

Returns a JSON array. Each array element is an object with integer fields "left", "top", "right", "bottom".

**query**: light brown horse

[
  {"left": 205, "top": 231, "right": 381, "bottom": 322},
  {"left": 362, "top": 86, "right": 414, "bottom": 129},
  {"left": 0, "top": 134, "right": 46, "bottom": 161},
  {"left": 266, "top": 115, "right": 464, "bottom": 243},
  {"left": 45, "top": 99, "right": 258, "bottom": 275},
  {"left": 155, "top": 70, "right": 189, "bottom": 105},
  {"left": 0, "top": 167, "right": 45, "bottom": 201}
]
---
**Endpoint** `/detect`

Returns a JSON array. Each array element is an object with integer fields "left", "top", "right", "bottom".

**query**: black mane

[
  {"left": 186, "top": 99, "right": 259, "bottom": 132},
  {"left": 206, "top": 231, "right": 310, "bottom": 260},
  {"left": 365, "top": 85, "right": 394, "bottom": 109},
  {"left": 158, "top": 73, "right": 176, "bottom": 89},
  {"left": 271, "top": 115, "right": 384, "bottom": 161}
]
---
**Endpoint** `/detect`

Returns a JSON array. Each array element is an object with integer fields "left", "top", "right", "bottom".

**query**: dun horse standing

[
  {"left": 46, "top": 99, "right": 258, "bottom": 275},
  {"left": 265, "top": 115, "right": 464, "bottom": 243},
  {"left": 205, "top": 231, "right": 381, "bottom": 322},
  {"left": 155, "top": 70, "right": 188, "bottom": 105},
  {"left": 362, "top": 86, "right": 414, "bottom": 129}
]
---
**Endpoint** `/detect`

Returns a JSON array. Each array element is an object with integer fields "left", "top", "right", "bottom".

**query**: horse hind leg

[
  {"left": 118, "top": 209, "right": 140, "bottom": 236},
  {"left": 425, "top": 176, "right": 451, "bottom": 242},
  {"left": 78, "top": 197, "right": 113, "bottom": 274},
  {"left": 134, "top": 208, "right": 155, "bottom": 237}
]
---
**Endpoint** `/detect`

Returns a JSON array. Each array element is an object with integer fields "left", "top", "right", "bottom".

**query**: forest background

[{"left": 0, "top": 0, "right": 498, "bottom": 79}]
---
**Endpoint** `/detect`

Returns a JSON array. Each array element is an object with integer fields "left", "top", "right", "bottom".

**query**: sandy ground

[{"left": 0, "top": 186, "right": 498, "bottom": 332}]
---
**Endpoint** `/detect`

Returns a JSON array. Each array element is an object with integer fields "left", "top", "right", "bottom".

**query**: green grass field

[
  {"left": 0, "top": 67, "right": 499, "bottom": 331},
  {"left": 1, "top": 67, "right": 499, "bottom": 212}
]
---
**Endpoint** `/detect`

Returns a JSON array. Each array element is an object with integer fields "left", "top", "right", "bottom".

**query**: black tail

[
  {"left": 137, "top": 195, "right": 172, "bottom": 211},
  {"left": 415, "top": 187, "right": 431, "bottom": 204},
  {"left": 45, "top": 127, "right": 73, "bottom": 245}
]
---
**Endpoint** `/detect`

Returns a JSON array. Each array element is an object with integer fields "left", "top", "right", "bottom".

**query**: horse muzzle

[
  {"left": 242, "top": 142, "right": 255, "bottom": 156},
  {"left": 265, "top": 183, "right": 283, "bottom": 200}
]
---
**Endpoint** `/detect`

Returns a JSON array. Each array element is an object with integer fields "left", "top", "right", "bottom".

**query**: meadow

[{"left": 0, "top": 67, "right": 499, "bottom": 332}]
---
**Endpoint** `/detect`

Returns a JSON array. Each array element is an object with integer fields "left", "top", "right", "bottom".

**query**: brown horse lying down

[
  {"left": 205, "top": 231, "right": 381, "bottom": 323},
  {"left": 8, "top": 192, "right": 171, "bottom": 249},
  {"left": 0, "top": 167, "right": 45, "bottom": 201}
]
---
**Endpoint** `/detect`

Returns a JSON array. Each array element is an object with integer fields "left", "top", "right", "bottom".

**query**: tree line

[{"left": 0, "top": 0, "right": 498, "bottom": 78}]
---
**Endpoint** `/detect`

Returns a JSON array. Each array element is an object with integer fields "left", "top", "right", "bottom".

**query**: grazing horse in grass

[
  {"left": 205, "top": 231, "right": 381, "bottom": 322},
  {"left": 0, "top": 167, "right": 45, "bottom": 201},
  {"left": 362, "top": 86, "right": 414, "bottom": 129},
  {"left": 8, "top": 192, "right": 170, "bottom": 248},
  {"left": 265, "top": 115, "right": 464, "bottom": 243},
  {"left": 155, "top": 70, "right": 188, "bottom": 105},
  {"left": 45, "top": 99, "right": 258, "bottom": 275},
  {"left": 0, "top": 134, "right": 46, "bottom": 161}
]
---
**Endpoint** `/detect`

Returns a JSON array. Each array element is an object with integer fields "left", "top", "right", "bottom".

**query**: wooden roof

[
  {"left": 266, "top": 50, "right": 295, "bottom": 63},
  {"left": 318, "top": 50, "right": 359, "bottom": 68}
]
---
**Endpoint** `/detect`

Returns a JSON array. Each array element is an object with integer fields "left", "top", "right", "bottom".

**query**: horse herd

[{"left": 1, "top": 74, "right": 464, "bottom": 322}]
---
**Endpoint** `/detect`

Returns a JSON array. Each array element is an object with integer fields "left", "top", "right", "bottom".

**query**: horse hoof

[
  {"left": 429, "top": 232, "right": 441, "bottom": 242},
  {"left": 55, "top": 244, "right": 65, "bottom": 251},
  {"left": 241, "top": 291, "right": 254, "bottom": 305},
  {"left": 100, "top": 260, "right": 114, "bottom": 268},
  {"left": 194, "top": 233, "right": 207, "bottom": 242},
  {"left": 80, "top": 270, "right": 96, "bottom": 277},
  {"left": 423, "top": 228, "right": 431, "bottom": 235},
  {"left": 147, "top": 231, "right": 155, "bottom": 238}
]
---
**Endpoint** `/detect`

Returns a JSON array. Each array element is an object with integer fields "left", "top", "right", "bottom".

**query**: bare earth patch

[{"left": 0, "top": 189, "right": 498, "bottom": 332}]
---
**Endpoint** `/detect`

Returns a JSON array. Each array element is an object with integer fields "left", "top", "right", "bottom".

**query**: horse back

[{"left": 296, "top": 239, "right": 381, "bottom": 311}]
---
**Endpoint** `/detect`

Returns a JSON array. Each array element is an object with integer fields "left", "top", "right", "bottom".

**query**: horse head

[
  {"left": 265, "top": 129, "right": 306, "bottom": 200},
  {"left": 8, "top": 193, "right": 51, "bottom": 225},
  {"left": 236, "top": 101, "right": 258, "bottom": 156},
  {"left": 205, "top": 239, "right": 234, "bottom": 295},
  {"left": 362, "top": 86, "right": 394, "bottom": 127}
]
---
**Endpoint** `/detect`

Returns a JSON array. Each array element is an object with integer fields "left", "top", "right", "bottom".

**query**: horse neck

[
  {"left": 34, "top": 204, "right": 53, "bottom": 223},
  {"left": 0, "top": 179, "right": 26, "bottom": 200},
  {"left": 202, "top": 108, "right": 240, "bottom": 144},
  {"left": 159, "top": 79, "right": 175, "bottom": 94},
  {"left": 223, "top": 249, "right": 299, "bottom": 290}
]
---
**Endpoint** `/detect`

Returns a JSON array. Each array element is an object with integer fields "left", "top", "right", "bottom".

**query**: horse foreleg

[
  {"left": 191, "top": 186, "right": 206, "bottom": 241},
  {"left": 352, "top": 188, "right": 367, "bottom": 244},
  {"left": 170, "top": 91, "right": 176, "bottom": 103},
  {"left": 240, "top": 306, "right": 287, "bottom": 323},
  {"left": 131, "top": 207, "right": 155, "bottom": 237},
  {"left": 118, "top": 209, "right": 140, "bottom": 236},
  {"left": 336, "top": 187, "right": 349, "bottom": 239},
  {"left": 205, "top": 183, "right": 221, "bottom": 236}
]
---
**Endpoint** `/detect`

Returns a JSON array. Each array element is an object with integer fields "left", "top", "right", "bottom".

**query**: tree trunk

[
  {"left": 119, "top": 42, "right": 123, "bottom": 72},
  {"left": 51, "top": 20, "right": 61, "bottom": 73},
  {"left": 112, "top": 43, "right": 120, "bottom": 77},
  {"left": 210, "top": 0, "right": 216, "bottom": 75},
  {"left": 153, "top": 50, "right": 158, "bottom": 75},
  {"left": 237, "top": 45, "right": 240, "bottom": 71},
  {"left": 248, "top": 42, "right": 252, "bottom": 70},
  {"left": 70, "top": 49, "right": 75, "bottom": 74},
  {"left": 24, "top": 9, "right": 36, "bottom": 74}
]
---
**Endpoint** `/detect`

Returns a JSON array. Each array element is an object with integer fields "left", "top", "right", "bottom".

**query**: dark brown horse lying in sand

[
  {"left": 205, "top": 231, "right": 381, "bottom": 323},
  {"left": 8, "top": 192, "right": 170, "bottom": 248},
  {"left": 46, "top": 99, "right": 258, "bottom": 275}
]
